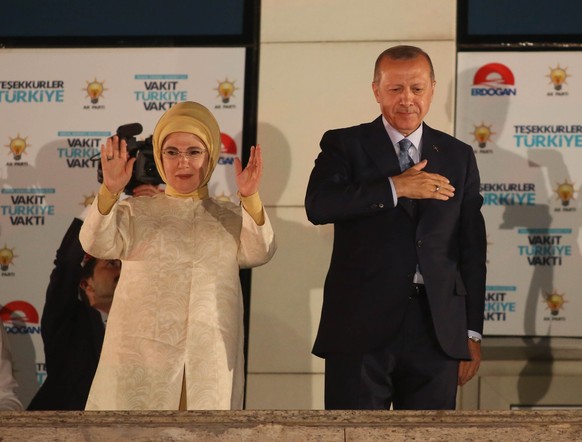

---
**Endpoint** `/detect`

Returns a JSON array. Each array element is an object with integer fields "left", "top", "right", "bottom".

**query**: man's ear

[
  {"left": 372, "top": 82, "right": 380, "bottom": 103},
  {"left": 79, "top": 278, "right": 90, "bottom": 292}
]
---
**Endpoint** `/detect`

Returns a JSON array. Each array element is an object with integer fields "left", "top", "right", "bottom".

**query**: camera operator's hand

[
  {"left": 234, "top": 144, "right": 262, "bottom": 197},
  {"left": 101, "top": 136, "right": 136, "bottom": 195}
]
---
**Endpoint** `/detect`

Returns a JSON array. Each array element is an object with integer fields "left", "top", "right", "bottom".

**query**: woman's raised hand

[
  {"left": 101, "top": 136, "right": 136, "bottom": 195},
  {"left": 234, "top": 144, "right": 263, "bottom": 197}
]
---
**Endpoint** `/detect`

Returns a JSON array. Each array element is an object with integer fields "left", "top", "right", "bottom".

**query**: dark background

[{"left": 458, "top": 0, "right": 582, "bottom": 47}]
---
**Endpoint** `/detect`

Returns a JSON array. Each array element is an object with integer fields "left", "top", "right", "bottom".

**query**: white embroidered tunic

[{"left": 79, "top": 193, "right": 276, "bottom": 410}]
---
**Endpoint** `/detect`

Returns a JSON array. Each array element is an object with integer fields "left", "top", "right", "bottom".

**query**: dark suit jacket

[
  {"left": 27, "top": 218, "right": 105, "bottom": 410},
  {"left": 305, "top": 117, "right": 486, "bottom": 360}
]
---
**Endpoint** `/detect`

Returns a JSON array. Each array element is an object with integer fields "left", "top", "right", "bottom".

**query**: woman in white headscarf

[{"left": 80, "top": 101, "right": 276, "bottom": 410}]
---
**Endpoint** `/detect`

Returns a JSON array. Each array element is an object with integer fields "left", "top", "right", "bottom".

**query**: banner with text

[
  {"left": 456, "top": 51, "right": 581, "bottom": 337},
  {"left": 0, "top": 47, "right": 246, "bottom": 406}
]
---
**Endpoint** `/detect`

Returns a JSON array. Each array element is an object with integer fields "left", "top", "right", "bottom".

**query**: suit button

[
  {"left": 370, "top": 203, "right": 378, "bottom": 209},
  {"left": 378, "top": 203, "right": 384, "bottom": 208},
  {"left": 416, "top": 240, "right": 423, "bottom": 248}
]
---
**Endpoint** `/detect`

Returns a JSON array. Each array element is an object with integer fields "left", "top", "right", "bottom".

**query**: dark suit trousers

[{"left": 324, "top": 285, "right": 459, "bottom": 410}]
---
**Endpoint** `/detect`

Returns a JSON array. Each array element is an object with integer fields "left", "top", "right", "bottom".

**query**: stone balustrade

[{"left": 2, "top": 410, "right": 582, "bottom": 441}]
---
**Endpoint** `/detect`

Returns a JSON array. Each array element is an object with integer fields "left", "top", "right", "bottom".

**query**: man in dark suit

[
  {"left": 27, "top": 184, "right": 160, "bottom": 410},
  {"left": 305, "top": 45, "right": 486, "bottom": 410},
  {"left": 27, "top": 217, "right": 121, "bottom": 410}
]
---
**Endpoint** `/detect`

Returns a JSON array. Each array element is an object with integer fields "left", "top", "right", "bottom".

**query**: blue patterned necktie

[{"left": 398, "top": 138, "right": 415, "bottom": 172}]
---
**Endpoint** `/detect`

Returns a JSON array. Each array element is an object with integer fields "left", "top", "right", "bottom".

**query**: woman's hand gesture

[
  {"left": 100, "top": 136, "right": 136, "bottom": 195},
  {"left": 234, "top": 144, "right": 263, "bottom": 197}
]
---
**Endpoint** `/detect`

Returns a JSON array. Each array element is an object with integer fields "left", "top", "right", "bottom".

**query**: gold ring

[
  {"left": 106, "top": 156, "right": 113, "bottom": 161},
  {"left": 434, "top": 185, "right": 440, "bottom": 192}
]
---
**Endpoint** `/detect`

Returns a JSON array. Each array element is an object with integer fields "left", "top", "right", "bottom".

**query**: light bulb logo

[
  {"left": 547, "top": 65, "right": 570, "bottom": 91},
  {"left": 5, "top": 134, "right": 30, "bottom": 161},
  {"left": 0, "top": 244, "right": 16, "bottom": 271},
  {"left": 81, "top": 193, "right": 96, "bottom": 208},
  {"left": 471, "top": 122, "right": 495, "bottom": 148},
  {"left": 84, "top": 78, "right": 107, "bottom": 104},
  {"left": 554, "top": 179, "right": 576, "bottom": 207},
  {"left": 215, "top": 78, "right": 238, "bottom": 104},
  {"left": 543, "top": 289, "right": 567, "bottom": 316}
]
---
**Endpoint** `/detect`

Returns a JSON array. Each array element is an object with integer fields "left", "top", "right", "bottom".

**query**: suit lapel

[
  {"left": 361, "top": 120, "right": 444, "bottom": 172},
  {"left": 360, "top": 116, "right": 401, "bottom": 177},
  {"left": 360, "top": 119, "right": 447, "bottom": 221},
  {"left": 418, "top": 123, "right": 444, "bottom": 217},
  {"left": 420, "top": 123, "right": 443, "bottom": 171},
  {"left": 361, "top": 117, "right": 418, "bottom": 220}
]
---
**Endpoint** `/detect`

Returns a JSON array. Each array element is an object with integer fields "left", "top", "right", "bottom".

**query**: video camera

[{"left": 97, "top": 123, "right": 164, "bottom": 195}]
